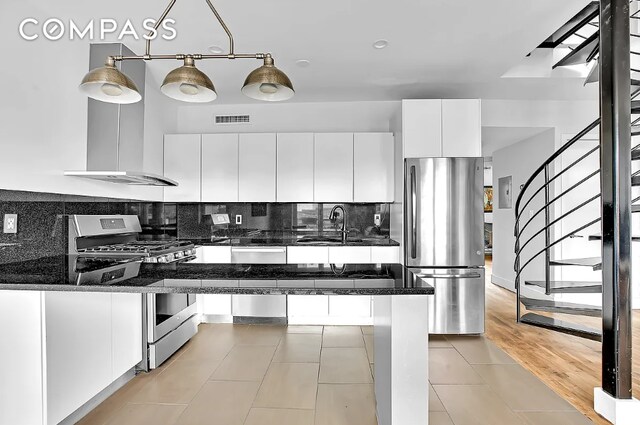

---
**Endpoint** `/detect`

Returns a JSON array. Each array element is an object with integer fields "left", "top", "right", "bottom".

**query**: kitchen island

[{"left": 0, "top": 260, "right": 433, "bottom": 425}]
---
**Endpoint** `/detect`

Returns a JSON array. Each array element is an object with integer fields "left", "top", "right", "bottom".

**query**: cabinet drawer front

[
  {"left": 232, "top": 294, "right": 286, "bottom": 317},
  {"left": 328, "top": 246, "right": 372, "bottom": 264},
  {"left": 288, "top": 295, "right": 329, "bottom": 316},
  {"left": 231, "top": 247, "right": 287, "bottom": 264},
  {"left": 370, "top": 246, "right": 400, "bottom": 263},
  {"left": 287, "top": 246, "right": 329, "bottom": 264},
  {"left": 191, "top": 246, "right": 232, "bottom": 264},
  {"left": 328, "top": 295, "right": 372, "bottom": 317}
]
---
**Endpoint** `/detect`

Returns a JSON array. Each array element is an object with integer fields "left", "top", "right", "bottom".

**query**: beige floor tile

[
  {"left": 244, "top": 408, "right": 315, "bottom": 425},
  {"left": 103, "top": 403, "right": 187, "bottom": 425},
  {"left": 315, "top": 384, "right": 377, "bottom": 425},
  {"left": 287, "top": 325, "right": 324, "bottom": 334},
  {"left": 429, "top": 348, "right": 485, "bottom": 385},
  {"left": 319, "top": 347, "right": 373, "bottom": 384},
  {"left": 174, "top": 380, "right": 260, "bottom": 425},
  {"left": 234, "top": 324, "right": 286, "bottom": 345},
  {"left": 130, "top": 359, "right": 219, "bottom": 404},
  {"left": 363, "top": 334, "right": 374, "bottom": 363},
  {"left": 429, "top": 384, "right": 446, "bottom": 412},
  {"left": 447, "top": 336, "right": 517, "bottom": 364},
  {"left": 323, "top": 326, "right": 365, "bottom": 347},
  {"left": 253, "top": 363, "right": 319, "bottom": 409},
  {"left": 518, "top": 411, "right": 595, "bottom": 425},
  {"left": 77, "top": 373, "right": 157, "bottom": 425},
  {"left": 434, "top": 384, "right": 527, "bottom": 425},
  {"left": 174, "top": 335, "right": 235, "bottom": 364},
  {"left": 429, "top": 335, "right": 453, "bottom": 348},
  {"left": 210, "top": 345, "right": 276, "bottom": 381},
  {"left": 430, "top": 411, "right": 455, "bottom": 425},
  {"left": 361, "top": 326, "right": 374, "bottom": 335},
  {"left": 273, "top": 334, "right": 322, "bottom": 363},
  {"left": 473, "top": 364, "right": 575, "bottom": 411}
]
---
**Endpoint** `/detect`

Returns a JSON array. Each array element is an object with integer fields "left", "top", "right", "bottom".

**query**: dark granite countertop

[
  {"left": 187, "top": 236, "right": 400, "bottom": 247},
  {"left": 0, "top": 257, "right": 433, "bottom": 296}
]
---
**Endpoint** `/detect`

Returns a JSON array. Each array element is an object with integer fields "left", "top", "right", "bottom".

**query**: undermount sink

[{"left": 296, "top": 236, "right": 363, "bottom": 245}]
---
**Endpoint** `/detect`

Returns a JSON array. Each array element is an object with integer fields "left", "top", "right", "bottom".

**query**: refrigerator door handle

[
  {"left": 410, "top": 165, "right": 417, "bottom": 259},
  {"left": 417, "top": 273, "right": 483, "bottom": 279}
]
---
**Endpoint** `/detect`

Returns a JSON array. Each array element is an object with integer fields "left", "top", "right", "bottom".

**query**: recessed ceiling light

[
  {"left": 208, "top": 45, "right": 224, "bottom": 54},
  {"left": 373, "top": 39, "right": 388, "bottom": 49},
  {"left": 296, "top": 59, "right": 311, "bottom": 68}
]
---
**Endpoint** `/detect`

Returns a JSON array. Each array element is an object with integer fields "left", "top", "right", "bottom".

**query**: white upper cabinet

[
  {"left": 277, "top": 133, "right": 314, "bottom": 202},
  {"left": 239, "top": 133, "right": 277, "bottom": 202},
  {"left": 202, "top": 134, "right": 239, "bottom": 202},
  {"left": 314, "top": 133, "right": 354, "bottom": 202},
  {"left": 164, "top": 134, "right": 201, "bottom": 202},
  {"left": 402, "top": 99, "right": 442, "bottom": 158},
  {"left": 441, "top": 99, "right": 482, "bottom": 157},
  {"left": 353, "top": 133, "right": 394, "bottom": 202}
]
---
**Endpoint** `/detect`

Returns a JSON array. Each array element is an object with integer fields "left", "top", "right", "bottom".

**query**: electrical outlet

[
  {"left": 3, "top": 214, "right": 17, "bottom": 234},
  {"left": 374, "top": 214, "right": 381, "bottom": 226},
  {"left": 235, "top": 214, "right": 242, "bottom": 225}
]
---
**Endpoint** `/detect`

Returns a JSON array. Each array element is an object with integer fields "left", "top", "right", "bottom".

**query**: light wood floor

[{"left": 483, "top": 258, "right": 640, "bottom": 425}]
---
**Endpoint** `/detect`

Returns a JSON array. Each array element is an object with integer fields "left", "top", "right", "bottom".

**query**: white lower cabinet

[
  {"left": 0, "top": 292, "right": 143, "bottom": 425},
  {"left": 329, "top": 295, "right": 372, "bottom": 317},
  {"left": 287, "top": 295, "right": 329, "bottom": 317},
  {"left": 371, "top": 246, "right": 400, "bottom": 263},
  {"left": 287, "top": 246, "right": 329, "bottom": 263},
  {"left": 328, "top": 246, "right": 372, "bottom": 264},
  {"left": 191, "top": 246, "right": 232, "bottom": 263}
]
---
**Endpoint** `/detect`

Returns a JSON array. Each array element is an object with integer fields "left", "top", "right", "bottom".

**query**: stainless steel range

[{"left": 68, "top": 215, "right": 199, "bottom": 370}]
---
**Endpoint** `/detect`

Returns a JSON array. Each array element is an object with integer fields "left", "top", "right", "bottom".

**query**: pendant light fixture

[
  {"left": 242, "top": 55, "right": 294, "bottom": 101},
  {"left": 79, "top": 0, "right": 294, "bottom": 104},
  {"left": 79, "top": 57, "right": 142, "bottom": 104}
]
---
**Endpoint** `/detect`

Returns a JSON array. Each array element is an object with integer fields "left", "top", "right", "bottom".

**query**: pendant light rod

[
  {"left": 144, "top": 0, "right": 177, "bottom": 57},
  {"left": 144, "top": 0, "right": 236, "bottom": 58},
  {"left": 110, "top": 53, "right": 267, "bottom": 62},
  {"left": 204, "top": 0, "right": 234, "bottom": 55}
]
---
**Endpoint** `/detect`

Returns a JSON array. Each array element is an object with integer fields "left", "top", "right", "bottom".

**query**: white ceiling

[
  {"left": 25, "top": 0, "right": 595, "bottom": 104},
  {"left": 482, "top": 126, "right": 553, "bottom": 157}
]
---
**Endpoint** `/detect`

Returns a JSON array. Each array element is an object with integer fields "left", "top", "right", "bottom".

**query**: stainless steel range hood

[{"left": 65, "top": 43, "right": 178, "bottom": 187}]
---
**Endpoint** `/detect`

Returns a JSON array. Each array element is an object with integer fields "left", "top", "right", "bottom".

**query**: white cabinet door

[
  {"left": 202, "top": 134, "right": 239, "bottom": 202},
  {"left": 190, "top": 246, "right": 232, "bottom": 263},
  {"left": 441, "top": 99, "right": 482, "bottom": 157},
  {"left": 277, "top": 133, "right": 314, "bottom": 202},
  {"left": 199, "top": 294, "right": 233, "bottom": 315},
  {"left": 239, "top": 133, "right": 277, "bottom": 202},
  {"left": 402, "top": 99, "right": 442, "bottom": 158},
  {"left": 111, "top": 293, "right": 142, "bottom": 380},
  {"left": 45, "top": 292, "right": 113, "bottom": 425},
  {"left": 328, "top": 246, "right": 372, "bottom": 263},
  {"left": 370, "top": 246, "right": 400, "bottom": 263},
  {"left": 314, "top": 133, "right": 354, "bottom": 202},
  {"left": 354, "top": 133, "right": 394, "bottom": 202},
  {"left": 164, "top": 134, "right": 201, "bottom": 202},
  {"left": 287, "top": 246, "right": 329, "bottom": 264},
  {"left": 288, "top": 295, "right": 329, "bottom": 317},
  {"left": 329, "top": 295, "right": 372, "bottom": 317}
]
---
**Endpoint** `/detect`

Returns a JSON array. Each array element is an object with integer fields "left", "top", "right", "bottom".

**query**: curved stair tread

[
  {"left": 550, "top": 257, "right": 602, "bottom": 270},
  {"left": 520, "top": 296, "right": 602, "bottom": 317},
  {"left": 520, "top": 313, "right": 601, "bottom": 341},
  {"left": 524, "top": 280, "right": 602, "bottom": 293},
  {"left": 553, "top": 32, "right": 599, "bottom": 68}
]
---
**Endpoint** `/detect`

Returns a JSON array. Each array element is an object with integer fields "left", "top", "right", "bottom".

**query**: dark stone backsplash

[{"left": 0, "top": 189, "right": 390, "bottom": 264}]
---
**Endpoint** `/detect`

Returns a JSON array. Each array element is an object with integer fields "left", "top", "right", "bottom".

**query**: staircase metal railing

[{"left": 513, "top": 118, "right": 601, "bottom": 321}]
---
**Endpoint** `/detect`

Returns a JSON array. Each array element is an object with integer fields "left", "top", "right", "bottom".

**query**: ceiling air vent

[{"left": 215, "top": 114, "right": 251, "bottom": 125}]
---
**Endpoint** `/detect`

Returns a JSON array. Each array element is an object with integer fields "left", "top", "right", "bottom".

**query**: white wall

[
  {"left": 0, "top": 2, "right": 173, "bottom": 200},
  {"left": 491, "top": 129, "right": 555, "bottom": 292},
  {"left": 176, "top": 101, "right": 400, "bottom": 134}
]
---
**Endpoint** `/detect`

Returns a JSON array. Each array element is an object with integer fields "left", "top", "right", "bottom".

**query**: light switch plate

[
  {"left": 235, "top": 215, "right": 242, "bottom": 225},
  {"left": 3, "top": 214, "right": 17, "bottom": 234},
  {"left": 374, "top": 214, "right": 381, "bottom": 226}
]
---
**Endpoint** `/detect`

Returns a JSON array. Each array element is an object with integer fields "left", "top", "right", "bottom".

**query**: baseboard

[
  {"left": 491, "top": 274, "right": 514, "bottom": 291},
  {"left": 59, "top": 368, "right": 136, "bottom": 425},
  {"left": 288, "top": 316, "right": 374, "bottom": 326},
  {"left": 200, "top": 314, "right": 233, "bottom": 324}
]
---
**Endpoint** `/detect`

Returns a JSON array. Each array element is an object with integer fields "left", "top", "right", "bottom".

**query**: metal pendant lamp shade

[
  {"left": 241, "top": 55, "right": 294, "bottom": 101},
  {"left": 161, "top": 57, "right": 217, "bottom": 103},
  {"left": 79, "top": 58, "right": 142, "bottom": 104}
]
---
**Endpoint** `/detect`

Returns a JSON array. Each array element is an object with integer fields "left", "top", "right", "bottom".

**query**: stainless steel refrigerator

[{"left": 405, "top": 157, "right": 485, "bottom": 334}]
